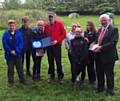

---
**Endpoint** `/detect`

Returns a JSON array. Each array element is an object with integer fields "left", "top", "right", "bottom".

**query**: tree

[
  {"left": 1, "top": 0, "right": 120, "bottom": 14},
  {"left": 3, "top": 0, "right": 22, "bottom": 9}
]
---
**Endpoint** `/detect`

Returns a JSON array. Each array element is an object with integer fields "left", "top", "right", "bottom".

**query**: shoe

[
  {"left": 71, "top": 82, "right": 77, "bottom": 91},
  {"left": 106, "top": 92, "right": 115, "bottom": 97},
  {"left": 80, "top": 80, "right": 84, "bottom": 89},
  {"left": 90, "top": 81, "right": 97, "bottom": 88},
  {"left": 96, "top": 89, "right": 104, "bottom": 93},
  {"left": 90, "top": 81, "right": 96, "bottom": 85},
  {"left": 7, "top": 82, "right": 13, "bottom": 87},
  {"left": 33, "top": 75, "right": 37, "bottom": 81},
  {"left": 80, "top": 80, "right": 84, "bottom": 85},
  {"left": 20, "top": 80, "right": 27, "bottom": 85},
  {"left": 47, "top": 76, "right": 55, "bottom": 83},
  {"left": 59, "top": 78, "right": 64, "bottom": 84},
  {"left": 36, "top": 75, "right": 41, "bottom": 81},
  {"left": 106, "top": 90, "right": 115, "bottom": 96},
  {"left": 26, "top": 71, "right": 32, "bottom": 77}
]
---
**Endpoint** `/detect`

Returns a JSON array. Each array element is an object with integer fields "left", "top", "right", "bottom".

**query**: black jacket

[
  {"left": 32, "top": 28, "right": 45, "bottom": 41},
  {"left": 71, "top": 36, "right": 88, "bottom": 63},
  {"left": 95, "top": 25, "right": 119, "bottom": 64},
  {"left": 19, "top": 26, "right": 33, "bottom": 51},
  {"left": 84, "top": 31, "right": 96, "bottom": 47},
  {"left": 32, "top": 28, "right": 45, "bottom": 54}
]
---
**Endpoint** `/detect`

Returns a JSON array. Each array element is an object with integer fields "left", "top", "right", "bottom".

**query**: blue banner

[{"left": 32, "top": 37, "right": 51, "bottom": 48}]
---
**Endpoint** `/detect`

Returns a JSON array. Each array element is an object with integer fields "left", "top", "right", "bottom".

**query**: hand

[
  {"left": 51, "top": 40, "right": 57, "bottom": 45},
  {"left": 11, "top": 50, "right": 16, "bottom": 56},
  {"left": 89, "top": 43, "right": 95, "bottom": 49},
  {"left": 84, "top": 37, "right": 89, "bottom": 43},
  {"left": 93, "top": 46, "right": 101, "bottom": 53}
]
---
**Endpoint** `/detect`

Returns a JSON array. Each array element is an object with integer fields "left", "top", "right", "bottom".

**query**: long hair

[{"left": 86, "top": 21, "right": 96, "bottom": 33}]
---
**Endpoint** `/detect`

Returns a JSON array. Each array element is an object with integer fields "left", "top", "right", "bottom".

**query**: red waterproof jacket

[{"left": 45, "top": 21, "right": 66, "bottom": 45}]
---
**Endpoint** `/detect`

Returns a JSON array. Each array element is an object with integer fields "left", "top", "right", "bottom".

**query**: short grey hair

[{"left": 99, "top": 14, "right": 110, "bottom": 21}]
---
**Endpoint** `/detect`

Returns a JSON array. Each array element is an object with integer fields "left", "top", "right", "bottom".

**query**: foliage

[
  {"left": 95, "top": 3, "right": 116, "bottom": 14},
  {"left": 0, "top": 9, "right": 48, "bottom": 29},
  {"left": 1, "top": 0, "right": 120, "bottom": 14},
  {"left": 2, "top": 0, "right": 21, "bottom": 9}
]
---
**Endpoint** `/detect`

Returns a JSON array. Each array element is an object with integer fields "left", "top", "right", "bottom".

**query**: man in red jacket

[{"left": 45, "top": 12, "right": 66, "bottom": 84}]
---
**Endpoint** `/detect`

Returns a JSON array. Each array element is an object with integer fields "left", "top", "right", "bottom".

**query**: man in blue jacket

[{"left": 2, "top": 20, "right": 26, "bottom": 87}]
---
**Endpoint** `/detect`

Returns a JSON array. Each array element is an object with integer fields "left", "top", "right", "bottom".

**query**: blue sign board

[{"left": 32, "top": 37, "right": 51, "bottom": 48}]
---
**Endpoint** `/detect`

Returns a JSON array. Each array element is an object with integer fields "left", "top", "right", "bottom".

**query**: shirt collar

[{"left": 101, "top": 23, "right": 110, "bottom": 31}]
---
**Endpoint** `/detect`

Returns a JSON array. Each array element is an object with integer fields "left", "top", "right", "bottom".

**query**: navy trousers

[
  {"left": 7, "top": 58, "right": 25, "bottom": 83},
  {"left": 47, "top": 44, "right": 64, "bottom": 79},
  {"left": 32, "top": 50, "right": 42, "bottom": 77},
  {"left": 22, "top": 50, "right": 31, "bottom": 73}
]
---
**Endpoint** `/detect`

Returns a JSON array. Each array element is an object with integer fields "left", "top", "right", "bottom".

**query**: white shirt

[{"left": 64, "top": 31, "right": 75, "bottom": 53}]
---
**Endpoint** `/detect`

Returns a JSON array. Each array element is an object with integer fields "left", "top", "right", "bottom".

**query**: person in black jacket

[
  {"left": 80, "top": 21, "right": 96, "bottom": 85},
  {"left": 70, "top": 28, "right": 88, "bottom": 90},
  {"left": 91, "top": 14, "right": 119, "bottom": 96},
  {"left": 32, "top": 21, "right": 45, "bottom": 81},
  {"left": 19, "top": 16, "right": 33, "bottom": 77}
]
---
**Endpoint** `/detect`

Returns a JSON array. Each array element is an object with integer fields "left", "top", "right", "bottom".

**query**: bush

[
  {"left": 0, "top": 9, "right": 48, "bottom": 29},
  {"left": 95, "top": 3, "right": 115, "bottom": 15}
]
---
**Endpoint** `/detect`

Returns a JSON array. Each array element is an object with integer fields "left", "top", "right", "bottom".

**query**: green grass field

[{"left": 0, "top": 16, "right": 120, "bottom": 101}]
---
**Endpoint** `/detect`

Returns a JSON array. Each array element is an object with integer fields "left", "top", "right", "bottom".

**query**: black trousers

[
  {"left": 71, "top": 58, "right": 87, "bottom": 83},
  {"left": 32, "top": 50, "right": 42, "bottom": 76},
  {"left": 47, "top": 45, "right": 64, "bottom": 79},
  {"left": 81, "top": 51, "right": 96, "bottom": 82},
  {"left": 96, "top": 58, "right": 115, "bottom": 92},
  {"left": 7, "top": 58, "right": 25, "bottom": 83},
  {"left": 22, "top": 50, "right": 31, "bottom": 73},
  {"left": 68, "top": 53, "right": 73, "bottom": 68},
  {"left": 68, "top": 53, "right": 75, "bottom": 81}
]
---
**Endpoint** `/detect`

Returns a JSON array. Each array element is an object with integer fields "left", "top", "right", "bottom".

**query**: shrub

[
  {"left": 95, "top": 3, "right": 115, "bottom": 15},
  {"left": 0, "top": 9, "right": 48, "bottom": 29}
]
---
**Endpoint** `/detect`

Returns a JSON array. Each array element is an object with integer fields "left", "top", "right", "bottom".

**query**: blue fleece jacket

[{"left": 2, "top": 30, "right": 23, "bottom": 61}]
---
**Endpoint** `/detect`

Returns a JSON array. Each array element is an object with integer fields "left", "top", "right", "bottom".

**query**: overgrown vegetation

[
  {"left": 0, "top": 9, "right": 48, "bottom": 29},
  {"left": 1, "top": 0, "right": 120, "bottom": 14}
]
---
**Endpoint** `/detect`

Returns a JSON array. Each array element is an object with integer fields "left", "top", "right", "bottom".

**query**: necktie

[{"left": 98, "top": 29, "right": 105, "bottom": 45}]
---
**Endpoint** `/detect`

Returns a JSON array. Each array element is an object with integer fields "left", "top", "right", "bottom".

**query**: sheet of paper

[
  {"left": 89, "top": 44, "right": 99, "bottom": 51},
  {"left": 36, "top": 49, "right": 44, "bottom": 57}
]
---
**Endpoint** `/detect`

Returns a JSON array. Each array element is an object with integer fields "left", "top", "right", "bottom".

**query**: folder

[{"left": 32, "top": 37, "right": 51, "bottom": 48}]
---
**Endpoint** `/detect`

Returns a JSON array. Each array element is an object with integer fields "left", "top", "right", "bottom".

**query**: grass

[{"left": 0, "top": 16, "right": 120, "bottom": 101}]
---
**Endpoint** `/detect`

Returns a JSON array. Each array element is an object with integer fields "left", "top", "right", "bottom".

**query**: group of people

[{"left": 2, "top": 12, "right": 119, "bottom": 96}]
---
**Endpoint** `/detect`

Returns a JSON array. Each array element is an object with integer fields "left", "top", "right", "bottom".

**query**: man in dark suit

[{"left": 90, "top": 14, "right": 119, "bottom": 96}]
